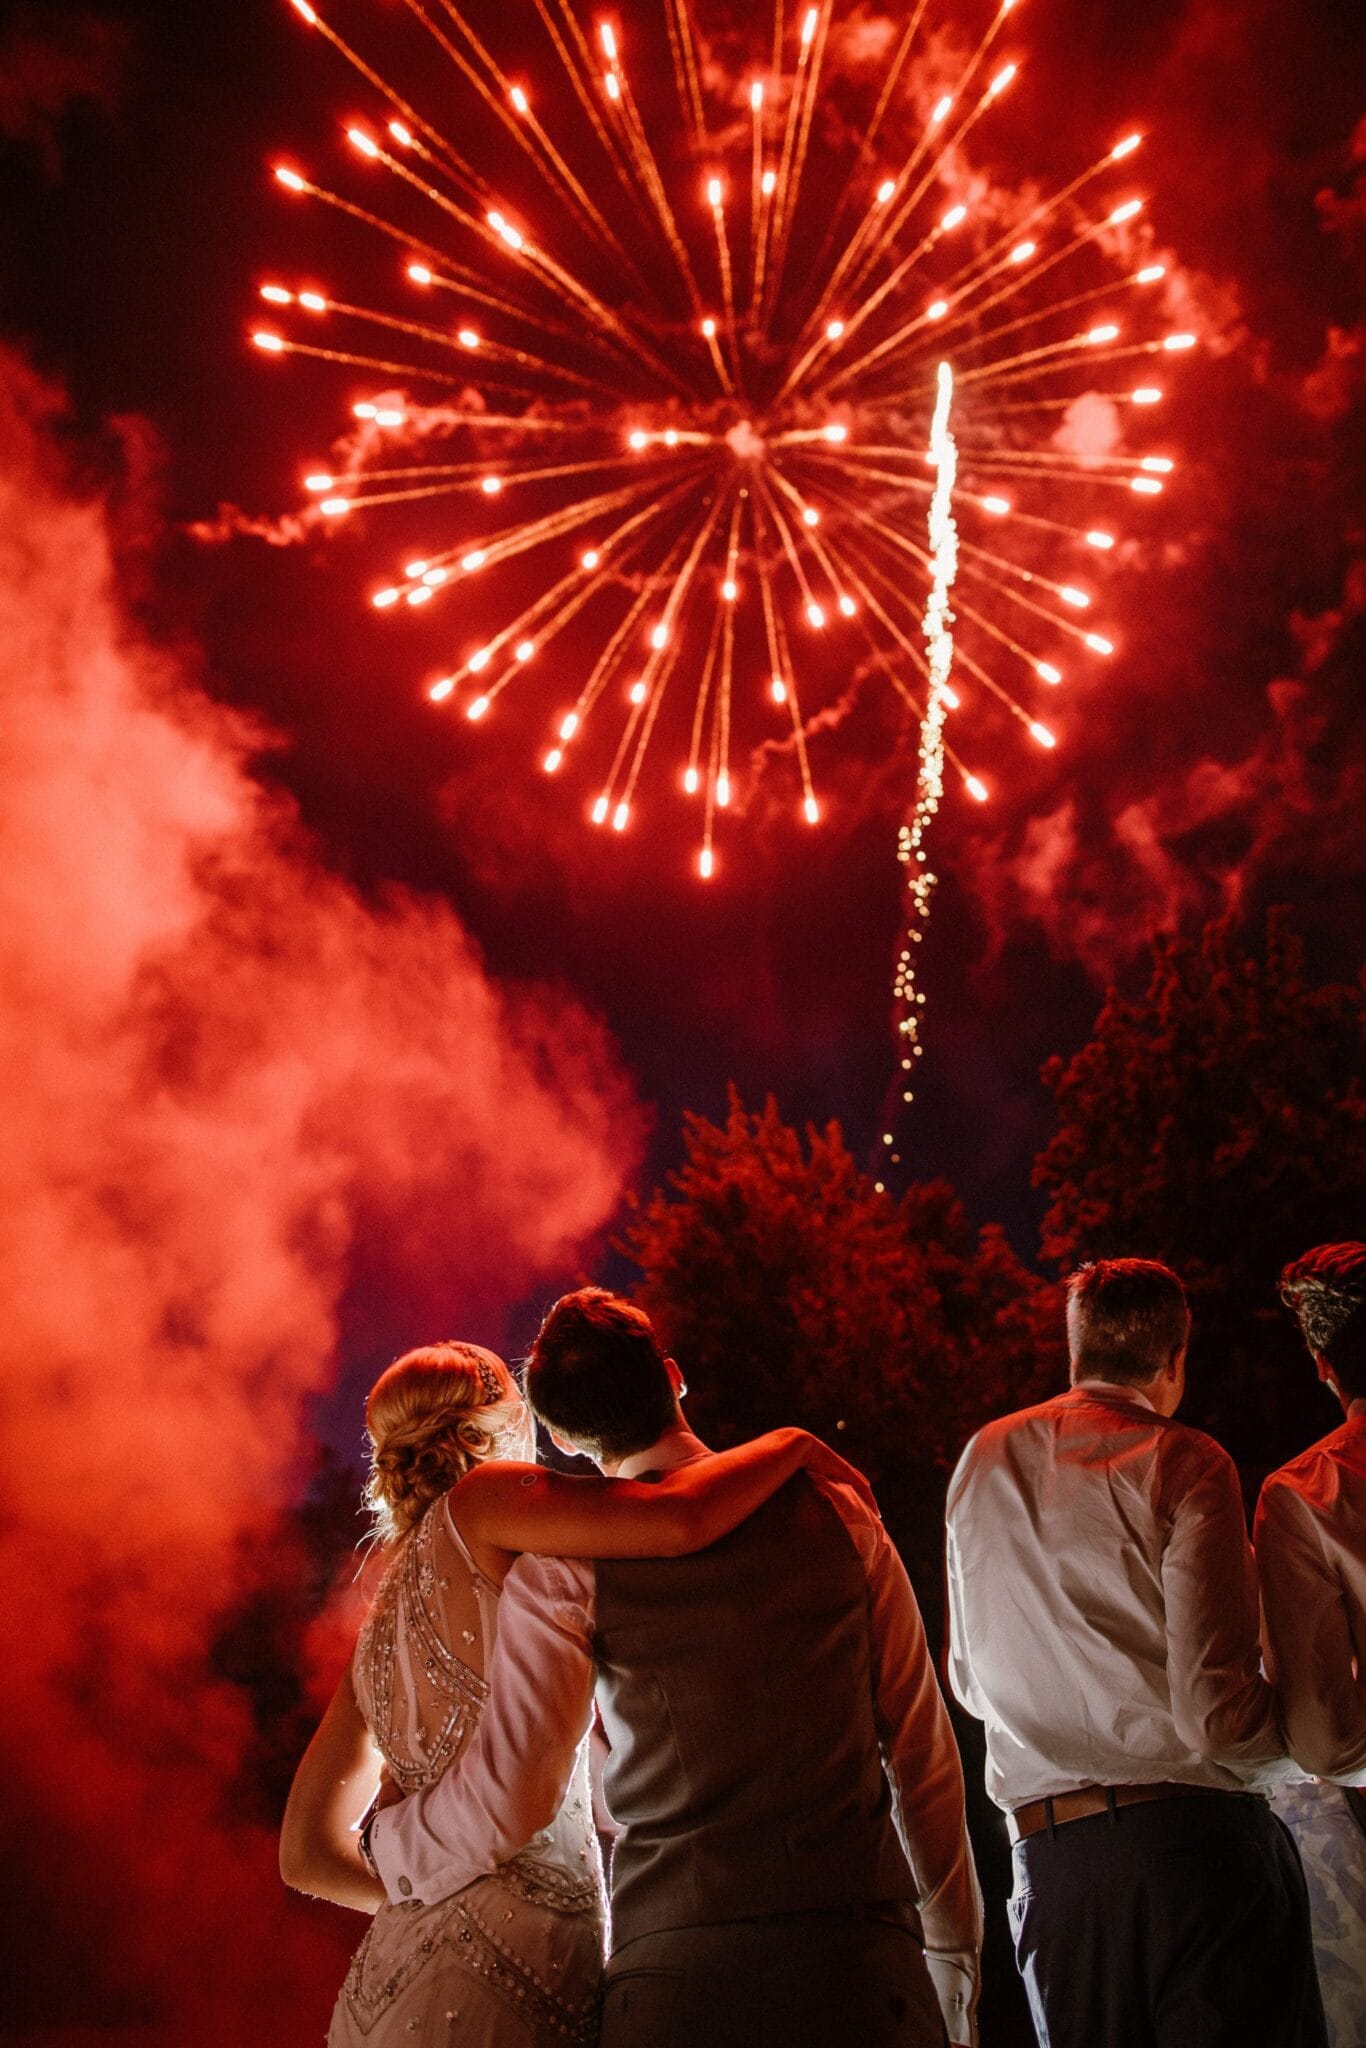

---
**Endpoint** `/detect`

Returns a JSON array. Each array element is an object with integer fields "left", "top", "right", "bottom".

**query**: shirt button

[{"left": 398, "top": 1876, "right": 413, "bottom": 1897}]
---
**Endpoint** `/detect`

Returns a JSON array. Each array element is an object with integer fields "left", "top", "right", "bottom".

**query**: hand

[
  {"left": 793, "top": 1431, "right": 879, "bottom": 1518},
  {"left": 373, "top": 1768, "right": 403, "bottom": 1814}
]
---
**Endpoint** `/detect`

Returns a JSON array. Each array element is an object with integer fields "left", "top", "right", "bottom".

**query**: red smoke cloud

[
  {"left": 0, "top": 349, "right": 640, "bottom": 2042},
  {"left": 942, "top": 49, "right": 1366, "bottom": 988},
  {"left": 188, "top": 385, "right": 500, "bottom": 548},
  {"left": 955, "top": 553, "right": 1366, "bottom": 980}
]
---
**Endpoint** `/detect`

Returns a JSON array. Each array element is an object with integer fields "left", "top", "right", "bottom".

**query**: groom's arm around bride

[{"left": 368, "top": 1289, "right": 982, "bottom": 2047}]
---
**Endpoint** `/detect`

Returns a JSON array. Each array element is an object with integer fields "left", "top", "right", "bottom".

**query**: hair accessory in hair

[{"left": 467, "top": 1347, "right": 506, "bottom": 1406}]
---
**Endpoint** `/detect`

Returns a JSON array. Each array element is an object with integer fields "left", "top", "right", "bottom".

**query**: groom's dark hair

[{"left": 526, "top": 1287, "right": 677, "bottom": 1461}]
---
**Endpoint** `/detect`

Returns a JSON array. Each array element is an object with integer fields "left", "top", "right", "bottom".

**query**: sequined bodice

[
  {"left": 352, "top": 1500, "right": 496, "bottom": 1794},
  {"left": 338, "top": 1498, "right": 605, "bottom": 2047}
]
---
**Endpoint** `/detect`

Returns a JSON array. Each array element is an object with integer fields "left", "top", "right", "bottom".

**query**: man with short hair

[
  {"left": 1256, "top": 1243, "right": 1366, "bottom": 2042},
  {"left": 367, "top": 1286, "right": 982, "bottom": 2047},
  {"left": 946, "top": 1257, "right": 1325, "bottom": 2048}
]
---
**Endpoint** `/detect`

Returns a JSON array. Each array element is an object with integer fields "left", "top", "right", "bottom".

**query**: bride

[{"left": 280, "top": 1338, "right": 866, "bottom": 2045}]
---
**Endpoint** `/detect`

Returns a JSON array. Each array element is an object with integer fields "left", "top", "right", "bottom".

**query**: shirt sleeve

[
  {"left": 368, "top": 1555, "right": 596, "bottom": 1907},
  {"left": 1160, "top": 1441, "right": 1286, "bottom": 1783},
  {"left": 814, "top": 1477, "right": 983, "bottom": 2044},
  {"left": 1256, "top": 1475, "right": 1366, "bottom": 1786},
  {"left": 944, "top": 1444, "right": 989, "bottom": 1724}
]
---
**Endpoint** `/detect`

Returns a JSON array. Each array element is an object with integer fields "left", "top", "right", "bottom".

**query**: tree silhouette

[
  {"left": 622, "top": 1089, "right": 1062, "bottom": 1623},
  {"left": 1034, "top": 911, "right": 1366, "bottom": 1475}
]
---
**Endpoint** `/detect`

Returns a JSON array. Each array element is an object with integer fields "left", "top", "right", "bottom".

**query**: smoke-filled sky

[
  {"left": 0, "top": 332, "right": 644, "bottom": 2034},
  {"left": 0, "top": 1, "right": 1361, "bottom": 2040},
  {"left": 3, "top": 0, "right": 1361, "bottom": 1232}
]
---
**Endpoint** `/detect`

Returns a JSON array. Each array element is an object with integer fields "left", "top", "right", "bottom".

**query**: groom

[{"left": 365, "top": 1287, "right": 981, "bottom": 2046}]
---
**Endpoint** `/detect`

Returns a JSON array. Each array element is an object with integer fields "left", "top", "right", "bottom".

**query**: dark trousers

[
  {"left": 601, "top": 1914, "right": 946, "bottom": 2048},
  {"left": 1008, "top": 1791, "right": 1329, "bottom": 2048}
]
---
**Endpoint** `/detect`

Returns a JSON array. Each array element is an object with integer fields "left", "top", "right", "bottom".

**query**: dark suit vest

[{"left": 592, "top": 1474, "right": 915, "bottom": 1947}]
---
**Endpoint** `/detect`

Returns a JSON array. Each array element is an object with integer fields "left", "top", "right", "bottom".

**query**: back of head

[
  {"left": 1066, "top": 1258, "right": 1190, "bottom": 1388},
  {"left": 1280, "top": 1242, "right": 1366, "bottom": 1400},
  {"left": 526, "top": 1287, "right": 677, "bottom": 1462},
  {"left": 364, "top": 1340, "right": 522, "bottom": 1543}
]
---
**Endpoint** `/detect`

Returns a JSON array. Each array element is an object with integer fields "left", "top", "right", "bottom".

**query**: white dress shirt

[
  {"left": 1255, "top": 1408, "right": 1366, "bottom": 1786},
  {"left": 946, "top": 1382, "right": 1287, "bottom": 1812},
  {"left": 370, "top": 1453, "right": 982, "bottom": 2030}
]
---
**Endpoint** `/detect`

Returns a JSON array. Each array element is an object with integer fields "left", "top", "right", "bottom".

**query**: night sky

[
  {"left": 5, "top": 0, "right": 1362, "bottom": 1296},
  {"left": 0, "top": 1, "right": 1362, "bottom": 2039}
]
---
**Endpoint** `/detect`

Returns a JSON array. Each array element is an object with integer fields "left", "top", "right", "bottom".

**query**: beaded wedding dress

[{"left": 330, "top": 1497, "right": 605, "bottom": 2047}]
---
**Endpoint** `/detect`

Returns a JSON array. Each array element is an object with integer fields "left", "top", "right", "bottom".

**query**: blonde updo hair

[{"left": 363, "top": 1341, "right": 524, "bottom": 1543}]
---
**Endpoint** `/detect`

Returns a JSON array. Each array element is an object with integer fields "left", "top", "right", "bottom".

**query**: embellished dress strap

[{"left": 441, "top": 1494, "right": 504, "bottom": 1644}]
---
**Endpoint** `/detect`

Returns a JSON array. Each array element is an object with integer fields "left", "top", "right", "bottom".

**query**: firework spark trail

[
  {"left": 252, "top": 0, "right": 1193, "bottom": 1113},
  {"left": 888, "top": 359, "right": 957, "bottom": 1153}
]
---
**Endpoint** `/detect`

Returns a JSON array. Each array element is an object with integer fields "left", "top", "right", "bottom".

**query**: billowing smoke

[
  {"left": 954, "top": 550, "right": 1365, "bottom": 980},
  {"left": 0, "top": 348, "right": 640, "bottom": 2042},
  {"left": 947, "top": 83, "right": 1366, "bottom": 984}
]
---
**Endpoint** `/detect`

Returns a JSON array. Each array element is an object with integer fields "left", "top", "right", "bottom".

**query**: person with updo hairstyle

[
  {"left": 281, "top": 1332, "right": 872, "bottom": 2048},
  {"left": 361, "top": 1341, "right": 530, "bottom": 1545},
  {"left": 1256, "top": 1244, "right": 1366, "bottom": 2048}
]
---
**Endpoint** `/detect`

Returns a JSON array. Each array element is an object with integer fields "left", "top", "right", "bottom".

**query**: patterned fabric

[
  {"left": 329, "top": 1880, "right": 602, "bottom": 2045},
  {"left": 354, "top": 1508, "right": 490, "bottom": 1794},
  {"left": 1272, "top": 1778, "right": 1366, "bottom": 2048},
  {"left": 334, "top": 1498, "right": 604, "bottom": 2047}
]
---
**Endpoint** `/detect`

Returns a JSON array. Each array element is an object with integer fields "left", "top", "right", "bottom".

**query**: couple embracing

[{"left": 282, "top": 1287, "right": 981, "bottom": 2048}]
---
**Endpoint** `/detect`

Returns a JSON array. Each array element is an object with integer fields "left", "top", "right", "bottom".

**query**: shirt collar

[{"left": 1071, "top": 1378, "right": 1157, "bottom": 1414}]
